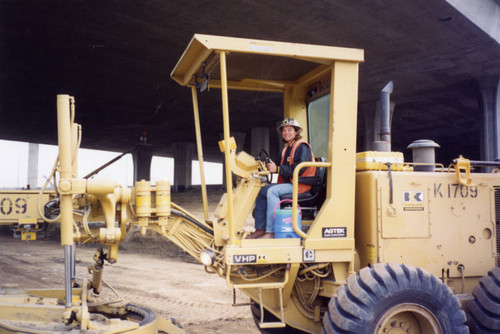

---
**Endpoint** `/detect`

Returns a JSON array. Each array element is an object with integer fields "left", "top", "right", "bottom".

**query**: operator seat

[{"left": 279, "top": 157, "right": 327, "bottom": 220}]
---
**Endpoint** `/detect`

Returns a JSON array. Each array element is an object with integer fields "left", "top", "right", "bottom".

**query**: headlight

[{"left": 200, "top": 249, "right": 216, "bottom": 266}]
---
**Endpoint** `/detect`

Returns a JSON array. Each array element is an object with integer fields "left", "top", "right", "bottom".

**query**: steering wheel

[{"left": 258, "top": 149, "right": 273, "bottom": 184}]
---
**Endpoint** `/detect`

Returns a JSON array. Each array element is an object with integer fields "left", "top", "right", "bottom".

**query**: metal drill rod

[
  {"left": 70, "top": 243, "right": 76, "bottom": 281},
  {"left": 64, "top": 245, "right": 72, "bottom": 308}
]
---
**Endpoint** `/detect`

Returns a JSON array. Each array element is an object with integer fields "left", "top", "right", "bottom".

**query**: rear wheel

[
  {"left": 467, "top": 266, "right": 500, "bottom": 333},
  {"left": 322, "top": 263, "right": 468, "bottom": 334}
]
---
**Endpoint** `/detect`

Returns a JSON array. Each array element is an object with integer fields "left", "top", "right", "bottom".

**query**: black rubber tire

[
  {"left": 467, "top": 267, "right": 500, "bottom": 333},
  {"left": 250, "top": 302, "right": 306, "bottom": 334},
  {"left": 322, "top": 263, "right": 468, "bottom": 334},
  {"left": 125, "top": 304, "right": 156, "bottom": 325}
]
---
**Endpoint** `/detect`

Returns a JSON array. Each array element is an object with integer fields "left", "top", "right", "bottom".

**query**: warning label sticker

[{"left": 403, "top": 191, "right": 424, "bottom": 211}]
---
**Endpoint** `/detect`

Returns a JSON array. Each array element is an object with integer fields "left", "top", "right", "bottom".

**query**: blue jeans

[{"left": 254, "top": 183, "right": 293, "bottom": 233}]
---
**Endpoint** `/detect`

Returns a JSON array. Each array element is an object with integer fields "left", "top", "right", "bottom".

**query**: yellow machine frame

[{"left": 2, "top": 34, "right": 498, "bottom": 334}]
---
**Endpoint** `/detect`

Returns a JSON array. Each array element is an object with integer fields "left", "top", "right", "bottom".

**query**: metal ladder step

[
  {"left": 258, "top": 286, "right": 286, "bottom": 329},
  {"left": 226, "top": 264, "right": 290, "bottom": 329}
]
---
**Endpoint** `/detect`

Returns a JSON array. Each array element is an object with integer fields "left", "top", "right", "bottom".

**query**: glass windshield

[{"left": 307, "top": 94, "right": 330, "bottom": 159}]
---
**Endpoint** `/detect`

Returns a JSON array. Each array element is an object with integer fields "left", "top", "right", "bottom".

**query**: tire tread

[
  {"left": 468, "top": 267, "right": 500, "bottom": 333},
  {"left": 322, "top": 263, "right": 468, "bottom": 334}
]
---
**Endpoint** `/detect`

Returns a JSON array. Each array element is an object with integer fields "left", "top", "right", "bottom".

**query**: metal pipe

[
  {"left": 83, "top": 147, "right": 134, "bottom": 179},
  {"left": 70, "top": 98, "right": 79, "bottom": 178},
  {"left": 57, "top": 94, "right": 75, "bottom": 308},
  {"left": 218, "top": 51, "right": 235, "bottom": 245},
  {"left": 191, "top": 86, "right": 210, "bottom": 221},
  {"left": 64, "top": 245, "right": 72, "bottom": 307},
  {"left": 91, "top": 265, "right": 103, "bottom": 294},
  {"left": 457, "top": 160, "right": 500, "bottom": 167},
  {"left": 379, "top": 81, "right": 394, "bottom": 151},
  {"left": 57, "top": 94, "right": 74, "bottom": 246},
  {"left": 70, "top": 243, "right": 76, "bottom": 281}
]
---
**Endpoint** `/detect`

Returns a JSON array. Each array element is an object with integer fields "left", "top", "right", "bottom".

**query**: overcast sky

[{"left": 0, "top": 140, "right": 221, "bottom": 189}]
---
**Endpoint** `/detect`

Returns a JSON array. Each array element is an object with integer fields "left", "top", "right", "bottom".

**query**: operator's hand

[{"left": 267, "top": 161, "right": 277, "bottom": 173}]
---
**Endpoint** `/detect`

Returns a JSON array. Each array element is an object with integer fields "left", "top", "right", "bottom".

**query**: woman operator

[{"left": 249, "top": 118, "right": 316, "bottom": 239}]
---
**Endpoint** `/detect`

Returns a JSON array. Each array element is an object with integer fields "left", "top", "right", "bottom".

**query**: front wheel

[{"left": 322, "top": 263, "right": 468, "bottom": 334}]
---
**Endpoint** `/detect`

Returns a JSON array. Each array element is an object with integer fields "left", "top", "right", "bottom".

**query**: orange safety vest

[{"left": 277, "top": 139, "right": 316, "bottom": 193}]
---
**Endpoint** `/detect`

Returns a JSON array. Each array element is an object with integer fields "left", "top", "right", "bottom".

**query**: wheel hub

[{"left": 376, "top": 303, "right": 443, "bottom": 334}]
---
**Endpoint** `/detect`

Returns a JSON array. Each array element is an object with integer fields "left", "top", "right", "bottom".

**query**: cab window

[{"left": 307, "top": 94, "right": 330, "bottom": 159}]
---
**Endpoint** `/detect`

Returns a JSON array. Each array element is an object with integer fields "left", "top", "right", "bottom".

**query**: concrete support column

[
  {"left": 28, "top": 143, "right": 39, "bottom": 189},
  {"left": 132, "top": 145, "right": 153, "bottom": 183},
  {"left": 479, "top": 77, "right": 500, "bottom": 162},
  {"left": 173, "top": 142, "right": 195, "bottom": 192},
  {"left": 250, "top": 127, "right": 269, "bottom": 157}
]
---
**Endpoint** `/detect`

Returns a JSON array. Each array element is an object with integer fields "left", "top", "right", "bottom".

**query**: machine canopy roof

[{"left": 171, "top": 34, "right": 364, "bottom": 92}]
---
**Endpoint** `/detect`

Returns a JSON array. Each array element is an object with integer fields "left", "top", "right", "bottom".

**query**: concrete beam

[{"left": 447, "top": 0, "right": 500, "bottom": 43}]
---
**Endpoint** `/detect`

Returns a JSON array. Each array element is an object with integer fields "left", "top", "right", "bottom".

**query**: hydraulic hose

[{"left": 170, "top": 208, "right": 213, "bottom": 235}]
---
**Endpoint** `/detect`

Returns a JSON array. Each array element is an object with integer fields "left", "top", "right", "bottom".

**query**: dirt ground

[{"left": 0, "top": 188, "right": 260, "bottom": 334}]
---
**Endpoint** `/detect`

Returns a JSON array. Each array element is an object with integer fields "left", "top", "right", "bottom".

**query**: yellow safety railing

[{"left": 291, "top": 161, "right": 331, "bottom": 239}]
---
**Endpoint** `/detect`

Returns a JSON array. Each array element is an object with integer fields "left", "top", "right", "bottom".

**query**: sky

[{"left": 0, "top": 140, "right": 222, "bottom": 189}]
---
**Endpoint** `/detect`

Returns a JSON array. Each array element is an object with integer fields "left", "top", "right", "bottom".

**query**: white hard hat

[{"left": 277, "top": 118, "right": 303, "bottom": 133}]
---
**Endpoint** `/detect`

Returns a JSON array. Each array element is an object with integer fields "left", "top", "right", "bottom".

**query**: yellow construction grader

[
  {"left": 1, "top": 34, "right": 499, "bottom": 334},
  {"left": 0, "top": 189, "right": 55, "bottom": 240}
]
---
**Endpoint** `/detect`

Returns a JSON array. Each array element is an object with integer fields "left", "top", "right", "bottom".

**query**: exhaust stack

[{"left": 374, "top": 81, "right": 394, "bottom": 152}]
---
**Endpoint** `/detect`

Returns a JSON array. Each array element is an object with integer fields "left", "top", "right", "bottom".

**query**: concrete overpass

[{"left": 1, "top": 0, "right": 499, "bottom": 188}]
